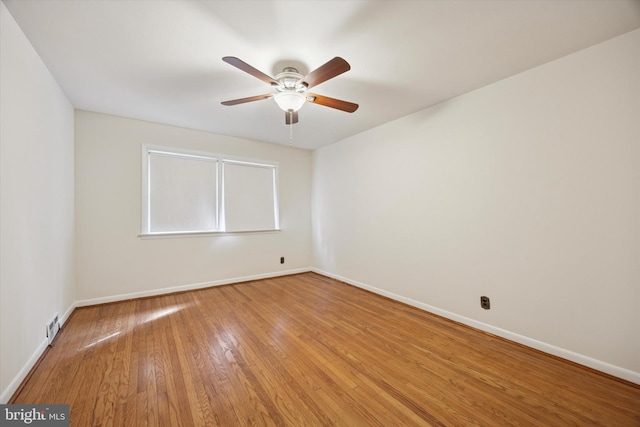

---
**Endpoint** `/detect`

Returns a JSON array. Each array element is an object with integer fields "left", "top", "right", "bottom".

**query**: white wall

[
  {"left": 312, "top": 29, "right": 640, "bottom": 381},
  {"left": 0, "top": 1, "right": 75, "bottom": 402},
  {"left": 75, "top": 111, "right": 312, "bottom": 302}
]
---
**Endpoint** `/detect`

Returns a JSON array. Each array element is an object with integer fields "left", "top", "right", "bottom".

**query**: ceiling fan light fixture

[{"left": 274, "top": 91, "right": 306, "bottom": 112}]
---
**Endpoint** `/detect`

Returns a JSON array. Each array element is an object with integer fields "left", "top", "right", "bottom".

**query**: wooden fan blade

[
  {"left": 221, "top": 94, "right": 273, "bottom": 106},
  {"left": 306, "top": 94, "right": 358, "bottom": 113},
  {"left": 285, "top": 111, "right": 299, "bottom": 125},
  {"left": 222, "top": 56, "right": 279, "bottom": 86},
  {"left": 299, "top": 57, "right": 350, "bottom": 89}
]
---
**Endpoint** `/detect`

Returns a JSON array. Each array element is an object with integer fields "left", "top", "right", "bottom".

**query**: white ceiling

[{"left": 4, "top": 0, "right": 640, "bottom": 150}]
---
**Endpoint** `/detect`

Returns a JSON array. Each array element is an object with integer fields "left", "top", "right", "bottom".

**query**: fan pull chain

[{"left": 289, "top": 112, "right": 294, "bottom": 144}]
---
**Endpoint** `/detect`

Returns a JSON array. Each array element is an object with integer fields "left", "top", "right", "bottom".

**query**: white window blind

[
  {"left": 222, "top": 161, "right": 278, "bottom": 232},
  {"left": 147, "top": 151, "right": 218, "bottom": 233},
  {"left": 142, "top": 145, "right": 279, "bottom": 235}
]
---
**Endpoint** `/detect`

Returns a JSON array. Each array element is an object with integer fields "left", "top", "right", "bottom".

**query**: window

[
  {"left": 141, "top": 145, "right": 279, "bottom": 235},
  {"left": 222, "top": 160, "right": 279, "bottom": 232}
]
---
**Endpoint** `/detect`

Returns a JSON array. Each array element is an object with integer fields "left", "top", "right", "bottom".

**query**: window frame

[{"left": 140, "top": 144, "right": 280, "bottom": 237}]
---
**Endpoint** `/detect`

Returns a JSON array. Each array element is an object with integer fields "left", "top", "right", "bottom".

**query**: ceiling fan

[{"left": 221, "top": 56, "right": 358, "bottom": 125}]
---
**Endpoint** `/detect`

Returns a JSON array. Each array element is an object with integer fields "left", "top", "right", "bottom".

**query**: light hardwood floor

[{"left": 11, "top": 273, "right": 640, "bottom": 426}]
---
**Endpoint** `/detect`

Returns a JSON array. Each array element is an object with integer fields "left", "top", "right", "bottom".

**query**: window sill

[{"left": 139, "top": 229, "right": 282, "bottom": 239}]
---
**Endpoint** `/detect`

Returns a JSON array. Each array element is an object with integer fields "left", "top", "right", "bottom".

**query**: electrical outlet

[
  {"left": 480, "top": 296, "right": 490, "bottom": 310},
  {"left": 280, "top": 256, "right": 285, "bottom": 264}
]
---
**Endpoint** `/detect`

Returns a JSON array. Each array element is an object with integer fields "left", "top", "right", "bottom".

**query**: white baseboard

[
  {"left": 75, "top": 268, "right": 311, "bottom": 307},
  {"left": 312, "top": 268, "right": 640, "bottom": 386}
]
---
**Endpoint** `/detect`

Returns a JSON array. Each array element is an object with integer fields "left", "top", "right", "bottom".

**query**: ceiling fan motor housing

[{"left": 275, "top": 67, "right": 305, "bottom": 93}]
